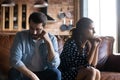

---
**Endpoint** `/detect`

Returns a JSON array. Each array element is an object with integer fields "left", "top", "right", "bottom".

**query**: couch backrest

[
  {"left": 0, "top": 35, "right": 114, "bottom": 76},
  {"left": 0, "top": 35, "right": 14, "bottom": 75},
  {"left": 97, "top": 36, "right": 114, "bottom": 70}
]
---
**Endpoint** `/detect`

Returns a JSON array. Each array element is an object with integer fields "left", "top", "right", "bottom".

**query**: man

[{"left": 8, "top": 12, "right": 61, "bottom": 80}]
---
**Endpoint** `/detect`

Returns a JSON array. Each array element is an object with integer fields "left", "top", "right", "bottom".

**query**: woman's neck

[
  {"left": 81, "top": 40, "right": 88, "bottom": 48},
  {"left": 74, "top": 36, "right": 88, "bottom": 48}
]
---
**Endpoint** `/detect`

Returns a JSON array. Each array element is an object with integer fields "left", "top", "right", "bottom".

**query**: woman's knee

[
  {"left": 86, "top": 67, "right": 96, "bottom": 76},
  {"left": 95, "top": 69, "right": 101, "bottom": 77},
  {"left": 89, "top": 67, "right": 101, "bottom": 79}
]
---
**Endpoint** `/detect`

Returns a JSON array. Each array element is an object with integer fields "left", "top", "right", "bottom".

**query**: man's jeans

[{"left": 8, "top": 68, "right": 61, "bottom": 80}]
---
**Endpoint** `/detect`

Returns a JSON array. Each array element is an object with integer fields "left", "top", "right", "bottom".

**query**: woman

[{"left": 59, "top": 18, "right": 101, "bottom": 80}]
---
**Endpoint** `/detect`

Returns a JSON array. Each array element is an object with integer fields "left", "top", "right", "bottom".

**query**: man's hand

[
  {"left": 17, "top": 65, "right": 40, "bottom": 80},
  {"left": 39, "top": 30, "right": 51, "bottom": 43},
  {"left": 30, "top": 73, "right": 40, "bottom": 80}
]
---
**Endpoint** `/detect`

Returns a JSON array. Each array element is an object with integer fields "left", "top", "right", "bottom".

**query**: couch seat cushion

[{"left": 101, "top": 72, "right": 120, "bottom": 80}]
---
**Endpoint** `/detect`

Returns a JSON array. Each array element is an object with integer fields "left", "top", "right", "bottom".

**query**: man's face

[{"left": 29, "top": 20, "right": 44, "bottom": 40}]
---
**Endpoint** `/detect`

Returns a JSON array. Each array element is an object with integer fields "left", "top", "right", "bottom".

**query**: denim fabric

[
  {"left": 8, "top": 68, "right": 61, "bottom": 80},
  {"left": 10, "top": 30, "right": 60, "bottom": 71}
]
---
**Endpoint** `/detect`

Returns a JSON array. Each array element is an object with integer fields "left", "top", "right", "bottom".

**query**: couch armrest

[{"left": 103, "top": 54, "right": 120, "bottom": 72}]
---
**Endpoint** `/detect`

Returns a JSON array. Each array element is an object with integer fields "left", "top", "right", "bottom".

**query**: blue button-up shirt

[{"left": 10, "top": 30, "right": 60, "bottom": 71}]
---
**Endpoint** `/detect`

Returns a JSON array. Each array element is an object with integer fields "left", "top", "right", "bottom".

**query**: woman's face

[{"left": 82, "top": 23, "right": 95, "bottom": 39}]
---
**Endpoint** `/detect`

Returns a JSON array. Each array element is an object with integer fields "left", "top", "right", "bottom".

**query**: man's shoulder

[
  {"left": 15, "top": 30, "right": 29, "bottom": 39},
  {"left": 16, "top": 30, "right": 29, "bottom": 36},
  {"left": 48, "top": 33, "right": 57, "bottom": 40}
]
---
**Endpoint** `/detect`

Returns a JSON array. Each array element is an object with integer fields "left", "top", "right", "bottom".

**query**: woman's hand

[{"left": 89, "top": 37, "right": 102, "bottom": 48}]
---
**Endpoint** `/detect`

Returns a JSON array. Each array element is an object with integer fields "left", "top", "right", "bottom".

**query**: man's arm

[
  {"left": 46, "top": 37, "right": 57, "bottom": 62},
  {"left": 10, "top": 32, "right": 39, "bottom": 80},
  {"left": 42, "top": 31, "right": 60, "bottom": 68},
  {"left": 17, "top": 65, "right": 39, "bottom": 80}
]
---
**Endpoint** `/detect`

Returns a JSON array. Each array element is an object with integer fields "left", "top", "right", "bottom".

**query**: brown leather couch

[
  {"left": 0, "top": 35, "right": 120, "bottom": 80},
  {"left": 96, "top": 36, "right": 120, "bottom": 80},
  {"left": 0, "top": 35, "right": 13, "bottom": 80}
]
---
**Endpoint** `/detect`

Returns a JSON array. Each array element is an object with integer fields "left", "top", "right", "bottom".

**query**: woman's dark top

[{"left": 59, "top": 38, "right": 90, "bottom": 80}]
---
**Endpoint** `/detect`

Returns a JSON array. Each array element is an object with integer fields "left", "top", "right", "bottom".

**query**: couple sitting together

[{"left": 8, "top": 12, "right": 101, "bottom": 80}]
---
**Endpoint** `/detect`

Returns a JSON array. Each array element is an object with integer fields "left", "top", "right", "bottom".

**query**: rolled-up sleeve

[
  {"left": 10, "top": 32, "right": 25, "bottom": 68},
  {"left": 47, "top": 35, "right": 60, "bottom": 68}
]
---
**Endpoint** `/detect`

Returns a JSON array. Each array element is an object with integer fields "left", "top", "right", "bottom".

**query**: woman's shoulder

[
  {"left": 63, "top": 38, "right": 76, "bottom": 48},
  {"left": 65, "top": 38, "right": 75, "bottom": 44}
]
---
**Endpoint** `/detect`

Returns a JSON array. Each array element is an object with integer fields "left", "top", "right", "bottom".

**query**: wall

[
  {"left": 0, "top": 0, "right": 76, "bottom": 35},
  {"left": 117, "top": 0, "right": 120, "bottom": 52},
  {"left": 46, "top": 0, "right": 74, "bottom": 35}
]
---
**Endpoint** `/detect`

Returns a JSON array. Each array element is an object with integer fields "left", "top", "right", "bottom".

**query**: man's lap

[{"left": 8, "top": 68, "right": 61, "bottom": 80}]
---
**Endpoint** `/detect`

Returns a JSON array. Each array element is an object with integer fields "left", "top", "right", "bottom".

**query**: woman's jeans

[{"left": 8, "top": 68, "right": 61, "bottom": 80}]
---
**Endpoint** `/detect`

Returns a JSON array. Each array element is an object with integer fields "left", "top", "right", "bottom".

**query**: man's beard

[
  {"left": 31, "top": 34, "right": 40, "bottom": 40},
  {"left": 31, "top": 30, "right": 43, "bottom": 40}
]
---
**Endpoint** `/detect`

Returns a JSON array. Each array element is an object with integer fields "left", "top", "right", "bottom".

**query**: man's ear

[{"left": 42, "top": 24, "right": 46, "bottom": 28}]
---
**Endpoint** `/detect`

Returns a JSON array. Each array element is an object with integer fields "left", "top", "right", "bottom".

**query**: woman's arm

[
  {"left": 87, "top": 44, "right": 97, "bottom": 65},
  {"left": 91, "top": 46, "right": 99, "bottom": 66},
  {"left": 87, "top": 38, "right": 101, "bottom": 66},
  {"left": 91, "top": 39, "right": 101, "bottom": 66}
]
